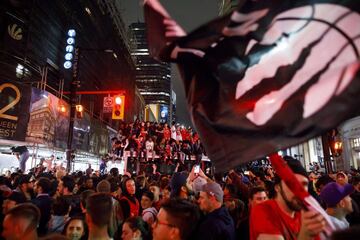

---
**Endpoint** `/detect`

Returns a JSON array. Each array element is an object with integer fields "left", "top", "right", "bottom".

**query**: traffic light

[
  {"left": 76, "top": 104, "right": 83, "bottom": 119},
  {"left": 112, "top": 95, "right": 125, "bottom": 120}
]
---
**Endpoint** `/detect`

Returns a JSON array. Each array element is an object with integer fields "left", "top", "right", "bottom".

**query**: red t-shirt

[
  {"left": 163, "top": 128, "right": 171, "bottom": 140},
  {"left": 181, "top": 129, "right": 190, "bottom": 141},
  {"left": 250, "top": 199, "right": 301, "bottom": 240}
]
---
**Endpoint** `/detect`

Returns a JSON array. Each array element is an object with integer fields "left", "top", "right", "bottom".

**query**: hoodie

[{"left": 195, "top": 206, "right": 236, "bottom": 240}]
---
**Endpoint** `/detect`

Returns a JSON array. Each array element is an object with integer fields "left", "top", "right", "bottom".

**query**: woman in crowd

[
  {"left": 62, "top": 216, "right": 87, "bottom": 240},
  {"left": 120, "top": 178, "right": 140, "bottom": 219}
]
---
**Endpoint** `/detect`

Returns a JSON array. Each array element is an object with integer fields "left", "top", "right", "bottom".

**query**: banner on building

[
  {"left": 89, "top": 119, "right": 109, "bottom": 155},
  {"left": 0, "top": 79, "right": 31, "bottom": 141},
  {"left": 73, "top": 112, "right": 90, "bottom": 152},
  {"left": 26, "top": 88, "right": 70, "bottom": 148}
]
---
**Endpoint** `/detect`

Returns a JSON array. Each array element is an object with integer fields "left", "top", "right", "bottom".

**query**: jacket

[{"left": 195, "top": 206, "right": 236, "bottom": 240}]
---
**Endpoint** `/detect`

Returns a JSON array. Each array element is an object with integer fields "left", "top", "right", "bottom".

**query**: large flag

[{"left": 144, "top": 0, "right": 360, "bottom": 172}]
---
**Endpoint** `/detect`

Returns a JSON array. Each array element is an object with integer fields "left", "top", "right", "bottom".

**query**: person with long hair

[{"left": 120, "top": 178, "right": 140, "bottom": 219}]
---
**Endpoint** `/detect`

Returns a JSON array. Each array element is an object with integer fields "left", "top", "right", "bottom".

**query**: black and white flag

[{"left": 144, "top": 0, "right": 360, "bottom": 171}]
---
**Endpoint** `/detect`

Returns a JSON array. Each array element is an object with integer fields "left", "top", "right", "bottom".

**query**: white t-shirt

[
  {"left": 142, "top": 207, "right": 158, "bottom": 225},
  {"left": 171, "top": 125, "right": 177, "bottom": 140}
]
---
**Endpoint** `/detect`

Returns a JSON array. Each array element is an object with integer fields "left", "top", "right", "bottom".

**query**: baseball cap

[
  {"left": 201, "top": 182, "right": 224, "bottom": 202},
  {"left": 320, "top": 182, "right": 354, "bottom": 208},
  {"left": 170, "top": 172, "right": 188, "bottom": 197},
  {"left": 192, "top": 176, "right": 207, "bottom": 194}
]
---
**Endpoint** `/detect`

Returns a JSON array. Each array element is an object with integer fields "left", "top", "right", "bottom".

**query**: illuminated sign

[{"left": 64, "top": 29, "right": 76, "bottom": 70}]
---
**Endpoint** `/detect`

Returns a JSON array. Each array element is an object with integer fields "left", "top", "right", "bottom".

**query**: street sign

[{"left": 103, "top": 96, "right": 113, "bottom": 113}]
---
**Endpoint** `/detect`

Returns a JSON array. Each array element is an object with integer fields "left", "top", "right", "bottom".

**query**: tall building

[
  {"left": 0, "top": 0, "right": 140, "bottom": 124},
  {"left": 129, "top": 22, "right": 172, "bottom": 113}
]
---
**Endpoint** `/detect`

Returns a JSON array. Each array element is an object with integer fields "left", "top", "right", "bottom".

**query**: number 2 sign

[
  {"left": 0, "top": 80, "right": 31, "bottom": 141},
  {"left": 0, "top": 83, "right": 21, "bottom": 121}
]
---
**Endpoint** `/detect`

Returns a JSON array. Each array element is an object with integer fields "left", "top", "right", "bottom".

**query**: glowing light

[
  {"left": 66, "top": 45, "right": 74, "bottom": 52},
  {"left": 65, "top": 53, "right": 73, "bottom": 61},
  {"left": 58, "top": 105, "right": 66, "bottom": 113},
  {"left": 67, "top": 37, "right": 75, "bottom": 45},
  {"left": 64, "top": 61, "right": 72, "bottom": 69},
  {"left": 115, "top": 96, "right": 122, "bottom": 105},
  {"left": 68, "top": 29, "right": 76, "bottom": 37},
  {"left": 76, "top": 105, "right": 83, "bottom": 112}
]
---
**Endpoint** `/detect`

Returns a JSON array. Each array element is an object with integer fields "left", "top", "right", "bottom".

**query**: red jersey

[
  {"left": 181, "top": 129, "right": 190, "bottom": 141},
  {"left": 140, "top": 127, "right": 147, "bottom": 138},
  {"left": 163, "top": 128, "right": 171, "bottom": 140},
  {"left": 120, "top": 196, "right": 140, "bottom": 217},
  {"left": 250, "top": 199, "right": 301, "bottom": 240}
]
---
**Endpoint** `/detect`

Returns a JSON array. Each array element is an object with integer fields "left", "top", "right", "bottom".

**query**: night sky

[{"left": 122, "top": 0, "right": 219, "bottom": 126}]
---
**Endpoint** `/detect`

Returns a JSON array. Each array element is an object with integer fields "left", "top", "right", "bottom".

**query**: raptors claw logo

[
  {"left": 144, "top": 0, "right": 360, "bottom": 171},
  {"left": 8, "top": 24, "right": 23, "bottom": 41},
  {"left": 228, "top": 4, "right": 360, "bottom": 126}
]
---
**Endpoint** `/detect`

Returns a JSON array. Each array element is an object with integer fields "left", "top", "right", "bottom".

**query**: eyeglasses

[{"left": 153, "top": 218, "right": 176, "bottom": 228}]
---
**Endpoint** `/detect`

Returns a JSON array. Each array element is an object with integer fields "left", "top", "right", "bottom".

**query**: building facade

[
  {"left": 339, "top": 116, "right": 360, "bottom": 170},
  {"left": 129, "top": 22, "right": 172, "bottom": 122},
  {"left": 0, "top": 0, "right": 139, "bottom": 125}
]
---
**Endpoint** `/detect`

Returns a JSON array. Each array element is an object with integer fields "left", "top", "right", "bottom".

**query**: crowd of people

[
  {"left": 1, "top": 158, "right": 360, "bottom": 239},
  {"left": 1, "top": 121, "right": 360, "bottom": 240},
  {"left": 104, "top": 120, "right": 207, "bottom": 175}
]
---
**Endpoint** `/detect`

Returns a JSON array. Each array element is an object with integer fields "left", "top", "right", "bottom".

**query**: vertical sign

[{"left": 63, "top": 29, "right": 76, "bottom": 70}]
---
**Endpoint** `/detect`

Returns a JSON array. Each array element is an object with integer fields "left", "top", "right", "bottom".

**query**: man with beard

[
  {"left": 170, "top": 172, "right": 194, "bottom": 200},
  {"left": 57, "top": 176, "right": 81, "bottom": 217},
  {"left": 250, "top": 156, "right": 327, "bottom": 240}
]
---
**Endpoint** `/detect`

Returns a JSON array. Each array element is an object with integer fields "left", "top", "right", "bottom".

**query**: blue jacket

[{"left": 195, "top": 206, "right": 236, "bottom": 240}]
